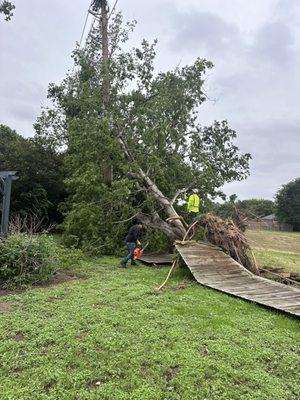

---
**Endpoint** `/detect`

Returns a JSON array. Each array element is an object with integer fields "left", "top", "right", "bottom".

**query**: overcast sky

[{"left": 1, "top": 0, "right": 299, "bottom": 200}]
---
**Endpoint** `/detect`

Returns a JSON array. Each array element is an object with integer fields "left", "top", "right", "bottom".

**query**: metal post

[{"left": 0, "top": 171, "right": 18, "bottom": 238}]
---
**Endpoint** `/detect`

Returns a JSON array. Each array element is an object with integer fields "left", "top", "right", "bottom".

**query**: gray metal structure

[{"left": 0, "top": 171, "right": 18, "bottom": 237}]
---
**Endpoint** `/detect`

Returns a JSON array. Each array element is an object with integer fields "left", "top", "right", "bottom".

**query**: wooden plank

[
  {"left": 240, "top": 291, "right": 300, "bottom": 299},
  {"left": 264, "top": 301, "right": 300, "bottom": 307},
  {"left": 187, "top": 261, "right": 239, "bottom": 269},
  {"left": 230, "top": 282, "right": 283, "bottom": 290},
  {"left": 282, "top": 305, "right": 300, "bottom": 311},
  {"left": 242, "top": 293, "right": 300, "bottom": 300},
  {"left": 175, "top": 242, "right": 300, "bottom": 317},
  {"left": 189, "top": 266, "right": 244, "bottom": 275},
  {"left": 139, "top": 254, "right": 173, "bottom": 265},
  {"left": 231, "top": 289, "right": 295, "bottom": 297},
  {"left": 209, "top": 277, "right": 259, "bottom": 285},
  {"left": 183, "top": 259, "right": 242, "bottom": 270}
]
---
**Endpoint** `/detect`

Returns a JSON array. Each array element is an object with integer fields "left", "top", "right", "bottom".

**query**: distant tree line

[
  {"left": 211, "top": 181, "right": 300, "bottom": 231},
  {"left": 0, "top": 124, "right": 66, "bottom": 224},
  {"left": 211, "top": 198, "right": 275, "bottom": 220}
]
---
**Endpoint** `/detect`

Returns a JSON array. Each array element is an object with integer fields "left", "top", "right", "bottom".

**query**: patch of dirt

[
  {"left": 75, "top": 331, "right": 90, "bottom": 340},
  {"left": 0, "top": 288, "right": 23, "bottom": 297},
  {"left": 202, "top": 347, "right": 210, "bottom": 357},
  {"left": 47, "top": 294, "right": 66, "bottom": 302},
  {"left": 34, "top": 272, "right": 76, "bottom": 288},
  {"left": 165, "top": 366, "right": 179, "bottom": 383},
  {"left": 0, "top": 302, "right": 16, "bottom": 312},
  {"left": 161, "top": 283, "right": 191, "bottom": 292},
  {"left": 44, "top": 380, "right": 56, "bottom": 395},
  {"left": 12, "top": 333, "right": 26, "bottom": 341},
  {"left": 86, "top": 379, "right": 107, "bottom": 390},
  {"left": 0, "top": 273, "right": 78, "bottom": 297},
  {"left": 204, "top": 367, "right": 218, "bottom": 380}
]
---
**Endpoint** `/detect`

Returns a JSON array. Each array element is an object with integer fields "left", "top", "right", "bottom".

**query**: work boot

[{"left": 119, "top": 261, "right": 126, "bottom": 268}]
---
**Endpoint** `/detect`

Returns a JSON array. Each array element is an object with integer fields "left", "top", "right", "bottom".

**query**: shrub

[
  {"left": 142, "top": 227, "right": 170, "bottom": 253},
  {"left": 0, "top": 233, "right": 58, "bottom": 286}
]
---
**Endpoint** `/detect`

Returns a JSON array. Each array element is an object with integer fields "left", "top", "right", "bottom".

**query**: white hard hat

[{"left": 192, "top": 188, "right": 199, "bottom": 193}]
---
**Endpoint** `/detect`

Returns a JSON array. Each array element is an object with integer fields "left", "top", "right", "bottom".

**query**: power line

[
  {"left": 79, "top": 12, "right": 90, "bottom": 48},
  {"left": 70, "top": 1, "right": 93, "bottom": 76},
  {"left": 71, "top": 0, "right": 119, "bottom": 76},
  {"left": 85, "top": 14, "right": 97, "bottom": 45},
  {"left": 79, "top": 0, "right": 94, "bottom": 48},
  {"left": 108, "top": 0, "right": 119, "bottom": 20}
]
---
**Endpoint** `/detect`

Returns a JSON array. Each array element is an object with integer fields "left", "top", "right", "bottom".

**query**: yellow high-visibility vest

[{"left": 187, "top": 194, "right": 200, "bottom": 213}]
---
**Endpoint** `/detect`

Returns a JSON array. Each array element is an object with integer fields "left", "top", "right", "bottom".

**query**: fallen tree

[{"left": 35, "top": 10, "right": 252, "bottom": 265}]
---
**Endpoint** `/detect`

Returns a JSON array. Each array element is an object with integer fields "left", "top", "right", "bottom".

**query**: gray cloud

[
  {"left": 222, "top": 118, "right": 300, "bottom": 199},
  {"left": 170, "top": 11, "right": 241, "bottom": 56},
  {"left": 6, "top": 102, "right": 38, "bottom": 122},
  {"left": 0, "top": 81, "right": 44, "bottom": 102},
  {"left": 252, "top": 21, "right": 295, "bottom": 67}
]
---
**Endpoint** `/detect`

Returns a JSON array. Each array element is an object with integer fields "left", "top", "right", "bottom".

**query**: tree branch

[
  {"left": 170, "top": 187, "right": 188, "bottom": 205},
  {"left": 113, "top": 212, "right": 140, "bottom": 224}
]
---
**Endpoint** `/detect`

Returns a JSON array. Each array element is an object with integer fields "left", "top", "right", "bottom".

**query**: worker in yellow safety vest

[{"left": 187, "top": 188, "right": 201, "bottom": 220}]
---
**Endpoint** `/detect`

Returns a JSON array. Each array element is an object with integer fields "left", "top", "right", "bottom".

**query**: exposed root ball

[{"left": 198, "top": 214, "right": 259, "bottom": 275}]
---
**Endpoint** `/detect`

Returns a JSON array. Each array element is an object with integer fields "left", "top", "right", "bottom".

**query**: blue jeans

[
  {"left": 122, "top": 242, "right": 136, "bottom": 264},
  {"left": 188, "top": 211, "right": 198, "bottom": 220}
]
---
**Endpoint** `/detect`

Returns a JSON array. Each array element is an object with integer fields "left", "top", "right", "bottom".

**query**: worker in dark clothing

[{"left": 119, "top": 222, "right": 144, "bottom": 268}]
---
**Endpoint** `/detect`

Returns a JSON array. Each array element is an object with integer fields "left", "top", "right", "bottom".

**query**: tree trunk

[
  {"left": 137, "top": 168, "right": 187, "bottom": 238},
  {"left": 117, "top": 133, "right": 187, "bottom": 240},
  {"left": 137, "top": 212, "right": 184, "bottom": 242}
]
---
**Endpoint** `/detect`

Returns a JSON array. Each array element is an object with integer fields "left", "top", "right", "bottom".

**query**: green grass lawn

[
  {"left": 0, "top": 258, "right": 299, "bottom": 400},
  {"left": 246, "top": 230, "right": 300, "bottom": 273}
]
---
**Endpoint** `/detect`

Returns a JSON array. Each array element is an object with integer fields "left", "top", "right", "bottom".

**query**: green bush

[
  {"left": 142, "top": 227, "right": 170, "bottom": 253},
  {"left": 0, "top": 233, "right": 58, "bottom": 286}
]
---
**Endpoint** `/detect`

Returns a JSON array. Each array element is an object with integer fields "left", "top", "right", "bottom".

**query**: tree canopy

[
  {"left": 0, "top": 124, "right": 65, "bottom": 222},
  {"left": 35, "top": 12, "right": 251, "bottom": 253},
  {"left": 276, "top": 178, "right": 300, "bottom": 231}
]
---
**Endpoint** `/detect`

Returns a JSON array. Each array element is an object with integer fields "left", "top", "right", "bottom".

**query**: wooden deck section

[
  {"left": 175, "top": 241, "right": 300, "bottom": 317},
  {"left": 139, "top": 253, "right": 173, "bottom": 265}
]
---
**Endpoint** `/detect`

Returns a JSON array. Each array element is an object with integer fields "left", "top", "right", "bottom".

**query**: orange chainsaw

[{"left": 133, "top": 242, "right": 149, "bottom": 260}]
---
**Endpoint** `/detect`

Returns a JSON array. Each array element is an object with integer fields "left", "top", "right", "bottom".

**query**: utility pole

[
  {"left": 90, "top": 0, "right": 110, "bottom": 104},
  {"left": 100, "top": 0, "right": 112, "bottom": 182},
  {"left": 90, "top": 0, "right": 113, "bottom": 182},
  {"left": 101, "top": 0, "right": 109, "bottom": 65},
  {"left": 100, "top": 0, "right": 110, "bottom": 107},
  {"left": 0, "top": 171, "right": 18, "bottom": 238}
]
